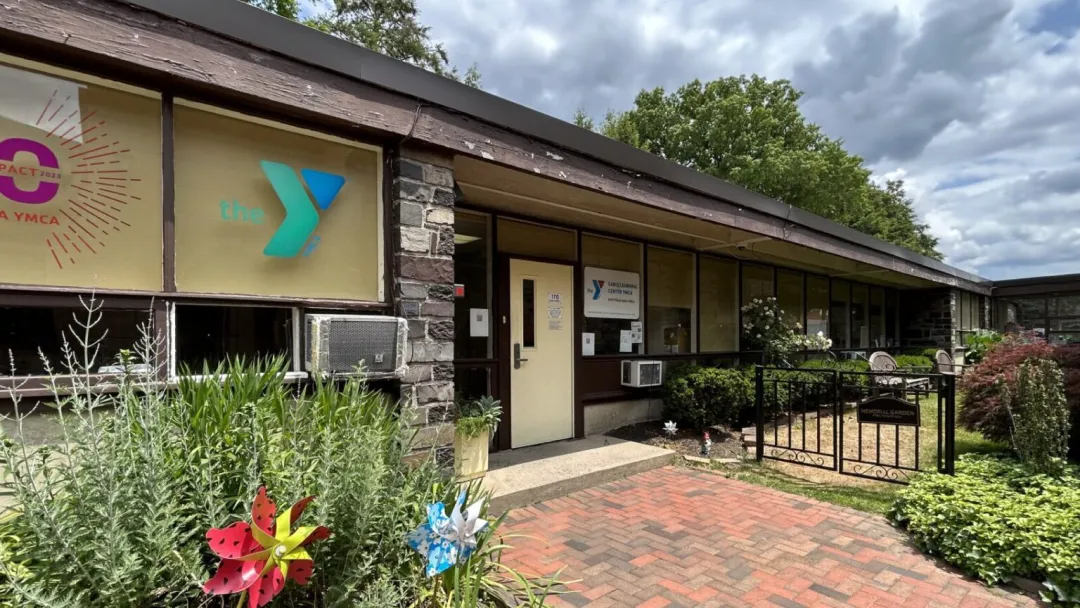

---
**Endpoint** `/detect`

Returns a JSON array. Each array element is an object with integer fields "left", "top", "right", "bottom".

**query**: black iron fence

[{"left": 754, "top": 366, "right": 956, "bottom": 484}]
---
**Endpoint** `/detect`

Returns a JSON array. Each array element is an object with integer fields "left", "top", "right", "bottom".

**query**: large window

[
  {"left": 741, "top": 264, "right": 774, "bottom": 306},
  {"left": 454, "top": 211, "right": 491, "bottom": 360},
  {"left": 0, "top": 61, "right": 163, "bottom": 291},
  {"left": 777, "top": 270, "right": 804, "bottom": 331},
  {"left": 699, "top": 257, "right": 738, "bottom": 352},
  {"left": 647, "top": 247, "right": 694, "bottom": 354},
  {"left": 806, "top": 276, "right": 829, "bottom": 338},
  {"left": 830, "top": 280, "right": 850, "bottom": 349},
  {"left": 582, "top": 235, "right": 642, "bottom": 356},
  {"left": 174, "top": 102, "right": 383, "bottom": 301},
  {"left": 998, "top": 294, "right": 1080, "bottom": 344}
]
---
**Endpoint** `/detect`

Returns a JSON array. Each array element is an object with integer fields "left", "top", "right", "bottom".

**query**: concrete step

[{"left": 482, "top": 435, "right": 675, "bottom": 513}]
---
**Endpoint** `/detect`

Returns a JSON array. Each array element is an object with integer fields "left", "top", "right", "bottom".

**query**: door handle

[{"left": 514, "top": 343, "right": 529, "bottom": 369}]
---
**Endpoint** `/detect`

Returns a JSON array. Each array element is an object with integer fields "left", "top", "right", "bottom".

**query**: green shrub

[
  {"left": 455, "top": 395, "right": 502, "bottom": 439},
  {"left": 891, "top": 456, "right": 1080, "bottom": 605},
  {"left": 663, "top": 366, "right": 753, "bottom": 429},
  {"left": 966, "top": 330, "right": 1004, "bottom": 365},
  {"left": 894, "top": 354, "right": 934, "bottom": 370},
  {"left": 1004, "top": 358, "right": 1072, "bottom": 475}
]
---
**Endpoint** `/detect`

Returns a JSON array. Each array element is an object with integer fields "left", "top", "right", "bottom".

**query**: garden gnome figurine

[{"left": 701, "top": 431, "right": 711, "bottom": 457}]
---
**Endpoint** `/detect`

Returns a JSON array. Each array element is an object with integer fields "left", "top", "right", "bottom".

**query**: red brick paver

[{"left": 501, "top": 467, "right": 1037, "bottom": 608}]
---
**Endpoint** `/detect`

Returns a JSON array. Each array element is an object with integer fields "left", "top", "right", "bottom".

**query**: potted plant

[{"left": 453, "top": 395, "right": 502, "bottom": 481}]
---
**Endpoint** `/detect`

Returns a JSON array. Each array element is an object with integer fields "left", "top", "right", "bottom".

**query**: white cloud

[{"left": 413, "top": 0, "right": 1080, "bottom": 280}]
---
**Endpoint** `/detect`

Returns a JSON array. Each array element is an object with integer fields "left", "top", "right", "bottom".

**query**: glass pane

[
  {"left": 0, "top": 62, "right": 164, "bottom": 291},
  {"left": 583, "top": 235, "right": 642, "bottom": 356},
  {"left": 2, "top": 305, "right": 150, "bottom": 376},
  {"left": 1051, "top": 295, "right": 1080, "bottom": 317},
  {"left": 454, "top": 367, "right": 491, "bottom": 402},
  {"left": 497, "top": 219, "right": 576, "bottom": 261},
  {"left": 885, "top": 289, "right": 899, "bottom": 347},
  {"left": 1050, "top": 332, "right": 1080, "bottom": 345},
  {"left": 454, "top": 212, "right": 491, "bottom": 359},
  {"left": 1050, "top": 319, "right": 1080, "bottom": 331},
  {"left": 176, "top": 305, "right": 292, "bottom": 371},
  {"left": 522, "top": 279, "right": 535, "bottom": 349},
  {"left": 830, "top": 280, "right": 850, "bottom": 349},
  {"left": 699, "top": 257, "right": 738, "bottom": 352},
  {"left": 1015, "top": 298, "right": 1047, "bottom": 332},
  {"left": 647, "top": 247, "right": 694, "bottom": 354},
  {"left": 850, "top": 284, "right": 868, "bottom": 348},
  {"left": 175, "top": 105, "right": 379, "bottom": 300},
  {"left": 777, "top": 270, "right": 804, "bottom": 332},
  {"left": 870, "top": 287, "right": 885, "bottom": 348},
  {"left": 806, "top": 276, "right": 830, "bottom": 339},
  {"left": 741, "top": 264, "right": 774, "bottom": 307}
]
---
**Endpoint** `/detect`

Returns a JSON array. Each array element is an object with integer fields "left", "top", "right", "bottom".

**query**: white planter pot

[{"left": 454, "top": 428, "right": 490, "bottom": 481}]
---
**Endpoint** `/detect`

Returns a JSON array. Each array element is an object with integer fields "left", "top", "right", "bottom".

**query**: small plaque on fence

[{"left": 857, "top": 396, "right": 920, "bottom": 426}]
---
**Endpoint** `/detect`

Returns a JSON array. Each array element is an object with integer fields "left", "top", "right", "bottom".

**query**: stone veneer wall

[
  {"left": 900, "top": 288, "right": 956, "bottom": 349},
  {"left": 390, "top": 146, "right": 456, "bottom": 454}
]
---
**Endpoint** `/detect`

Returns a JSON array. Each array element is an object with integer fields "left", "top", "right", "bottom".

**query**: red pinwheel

[{"left": 203, "top": 487, "right": 331, "bottom": 608}]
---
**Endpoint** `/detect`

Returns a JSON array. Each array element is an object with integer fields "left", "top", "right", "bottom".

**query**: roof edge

[{"left": 125, "top": 0, "right": 988, "bottom": 287}]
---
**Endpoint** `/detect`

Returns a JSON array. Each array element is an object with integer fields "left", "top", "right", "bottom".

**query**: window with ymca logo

[
  {"left": 0, "top": 59, "right": 163, "bottom": 290},
  {"left": 173, "top": 101, "right": 384, "bottom": 301}
]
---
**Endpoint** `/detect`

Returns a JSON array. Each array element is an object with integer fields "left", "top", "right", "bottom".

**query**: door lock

[{"left": 514, "top": 343, "right": 529, "bottom": 369}]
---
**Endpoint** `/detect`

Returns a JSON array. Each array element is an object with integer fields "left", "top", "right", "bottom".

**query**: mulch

[{"left": 606, "top": 420, "right": 745, "bottom": 460}]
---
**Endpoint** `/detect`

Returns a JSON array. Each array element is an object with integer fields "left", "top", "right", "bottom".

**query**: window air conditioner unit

[
  {"left": 305, "top": 314, "right": 407, "bottom": 378},
  {"left": 621, "top": 360, "right": 663, "bottom": 388}
]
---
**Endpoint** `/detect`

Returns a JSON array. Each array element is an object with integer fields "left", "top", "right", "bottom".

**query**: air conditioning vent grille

[{"left": 306, "top": 315, "right": 407, "bottom": 377}]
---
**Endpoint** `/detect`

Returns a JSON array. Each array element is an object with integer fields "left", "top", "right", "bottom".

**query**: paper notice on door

[
  {"left": 469, "top": 309, "right": 489, "bottom": 337},
  {"left": 548, "top": 306, "right": 563, "bottom": 319},
  {"left": 629, "top": 329, "right": 642, "bottom": 343},
  {"left": 582, "top": 332, "right": 595, "bottom": 356},
  {"left": 630, "top": 321, "right": 643, "bottom": 332},
  {"left": 548, "top": 319, "right": 563, "bottom": 331},
  {"left": 619, "top": 330, "right": 633, "bottom": 353}
]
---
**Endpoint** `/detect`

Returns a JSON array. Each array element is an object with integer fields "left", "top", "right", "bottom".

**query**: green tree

[
  {"left": 594, "top": 75, "right": 940, "bottom": 258},
  {"left": 573, "top": 107, "right": 595, "bottom": 131},
  {"left": 240, "top": 0, "right": 481, "bottom": 87}
]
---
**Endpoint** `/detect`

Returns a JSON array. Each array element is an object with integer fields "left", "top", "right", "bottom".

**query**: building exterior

[{"left": 0, "top": 0, "right": 1051, "bottom": 454}]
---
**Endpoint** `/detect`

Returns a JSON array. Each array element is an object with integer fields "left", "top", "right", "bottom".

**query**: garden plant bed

[{"left": 606, "top": 420, "right": 745, "bottom": 460}]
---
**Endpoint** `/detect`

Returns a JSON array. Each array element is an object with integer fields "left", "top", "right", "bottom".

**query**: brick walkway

[{"left": 500, "top": 467, "right": 1038, "bottom": 608}]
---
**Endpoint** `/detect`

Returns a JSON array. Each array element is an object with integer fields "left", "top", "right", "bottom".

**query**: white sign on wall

[{"left": 584, "top": 267, "right": 641, "bottom": 319}]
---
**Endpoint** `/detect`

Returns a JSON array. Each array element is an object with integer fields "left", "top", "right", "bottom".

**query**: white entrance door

[{"left": 509, "top": 258, "right": 574, "bottom": 448}]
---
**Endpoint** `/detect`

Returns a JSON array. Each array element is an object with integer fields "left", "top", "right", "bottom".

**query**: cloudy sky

[{"left": 315, "top": 0, "right": 1080, "bottom": 279}]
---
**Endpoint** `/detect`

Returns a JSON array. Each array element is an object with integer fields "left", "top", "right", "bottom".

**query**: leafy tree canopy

[
  {"left": 589, "top": 75, "right": 940, "bottom": 258},
  {"left": 241, "top": 0, "right": 481, "bottom": 87}
]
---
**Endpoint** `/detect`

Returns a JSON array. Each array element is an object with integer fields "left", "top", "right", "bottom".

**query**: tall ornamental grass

[{"left": 0, "top": 299, "right": 445, "bottom": 607}]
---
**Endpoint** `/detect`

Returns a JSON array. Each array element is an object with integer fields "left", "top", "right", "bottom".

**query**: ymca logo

[
  {"left": 591, "top": 280, "right": 605, "bottom": 300},
  {"left": 260, "top": 160, "right": 345, "bottom": 258}
]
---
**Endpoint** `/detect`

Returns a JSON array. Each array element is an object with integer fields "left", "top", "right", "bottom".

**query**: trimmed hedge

[
  {"left": 891, "top": 456, "right": 1080, "bottom": 605},
  {"left": 662, "top": 365, "right": 753, "bottom": 429}
]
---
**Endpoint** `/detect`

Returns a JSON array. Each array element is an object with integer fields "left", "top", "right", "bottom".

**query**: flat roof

[{"left": 127, "top": 0, "right": 990, "bottom": 287}]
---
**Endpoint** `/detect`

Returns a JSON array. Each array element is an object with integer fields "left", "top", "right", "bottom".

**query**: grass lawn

[{"left": 723, "top": 392, "right": 1009, "bottom": 515}]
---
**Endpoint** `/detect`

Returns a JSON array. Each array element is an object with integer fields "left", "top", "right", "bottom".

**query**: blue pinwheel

[{"left": 407, "top": 489, "right": 488, "bottom": 576}]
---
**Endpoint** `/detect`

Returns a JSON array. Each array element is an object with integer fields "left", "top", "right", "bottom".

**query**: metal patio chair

[
  {"left": 935, "top": 349, "right": 958, "bottom": 375},
  {"left": 868, "top": 351, "right": 931, "bottom": 393}
]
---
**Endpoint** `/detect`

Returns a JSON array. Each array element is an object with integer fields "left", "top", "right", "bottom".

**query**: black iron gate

[{"left": 753, "top": 366, "right": 956, "bottom": 483}]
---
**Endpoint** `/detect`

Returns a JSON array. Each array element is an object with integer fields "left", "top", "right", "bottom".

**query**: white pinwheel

[{"left": 663, "top": 421, "right": 678, "bottom": 437}]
